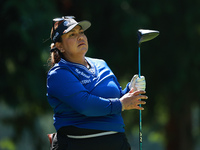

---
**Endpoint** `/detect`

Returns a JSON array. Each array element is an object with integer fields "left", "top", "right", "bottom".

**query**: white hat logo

[
  {"left": 63, "top": 21, "right": 69, "bottom": 26},
  {"left": 53, "top": 32, "right": 59, "bottom": 41}
]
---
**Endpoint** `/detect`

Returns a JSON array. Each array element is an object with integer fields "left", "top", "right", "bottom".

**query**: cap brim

[
  {"left": 78, "top": 20, "right": 91, "bottom": 31},
  {"left": 63, "top": 20, "right": 91, "bottom": 34}
]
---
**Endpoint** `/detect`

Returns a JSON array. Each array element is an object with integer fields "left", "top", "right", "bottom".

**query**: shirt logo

[
  {"left": 75, "top": 69, "right": 90, "bottom": 79},
  {"left": 80, "top": 79, "right": 91, "bottom": 84}
]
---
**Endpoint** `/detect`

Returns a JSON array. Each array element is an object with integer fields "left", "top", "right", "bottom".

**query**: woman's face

[{"left": 56, "top": 25, "right": 88, "bottom": 61}]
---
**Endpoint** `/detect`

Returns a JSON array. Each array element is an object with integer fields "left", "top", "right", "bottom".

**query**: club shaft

[
  {"left": 138, "top": 46, "right": 141, "bottom": 78},
  {"left": 139, "top": 110, "right": 142, "bottom": 150},
  {"left": 138, "top": 45, "right": 142, "bottom": 150}
]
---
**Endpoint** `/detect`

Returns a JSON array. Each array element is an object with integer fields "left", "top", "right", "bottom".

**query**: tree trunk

[{"left": 166, "top": 100, "right": 193, "bottom": 150}]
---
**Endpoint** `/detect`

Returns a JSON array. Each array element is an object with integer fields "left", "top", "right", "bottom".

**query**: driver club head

[{"left": 138, "top": 29, "right": 159, "bottom": 45}]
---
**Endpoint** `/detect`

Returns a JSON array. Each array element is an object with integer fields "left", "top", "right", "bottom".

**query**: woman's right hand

[{"left": 120, "top": 88, "right": 148, "bottom": 111}]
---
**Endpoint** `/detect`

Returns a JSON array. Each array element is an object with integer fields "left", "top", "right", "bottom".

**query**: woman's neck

[{"left": 63, "top": 56, "right": 88, "bottom": 68}]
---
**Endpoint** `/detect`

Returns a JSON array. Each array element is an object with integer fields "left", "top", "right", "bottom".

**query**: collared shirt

[{"left": 47, "top": 57, "right": 130, "bottom": 132}]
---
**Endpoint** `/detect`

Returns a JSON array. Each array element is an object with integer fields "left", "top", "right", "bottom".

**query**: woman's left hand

[
  {"left": 120, "top": 89, "right": 148, "bottom": 111},
  {"left": 129, "top": 74, "right": 146, "bottom": 91}
]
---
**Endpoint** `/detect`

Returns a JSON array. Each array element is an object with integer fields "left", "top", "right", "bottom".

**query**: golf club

[{"left": 137, "top": 29, "right": 159, "bottom": 150}]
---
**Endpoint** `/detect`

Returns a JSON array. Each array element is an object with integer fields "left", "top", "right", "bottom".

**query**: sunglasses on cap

[
  {"left": 50, "top": 16, "right": 91, "bottom": 43},
  {"left": 52, "top": 16, "right": 75, "bottom": 34}
]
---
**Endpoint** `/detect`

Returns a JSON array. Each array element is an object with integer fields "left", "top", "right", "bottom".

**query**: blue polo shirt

[{"left": 47, "top": 57, "right": 130, "bottom": 132}]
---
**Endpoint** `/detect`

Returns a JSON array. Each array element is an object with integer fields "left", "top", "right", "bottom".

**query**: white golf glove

[{"left": 129, "top": 74, "right": 146, "bottom": 91}]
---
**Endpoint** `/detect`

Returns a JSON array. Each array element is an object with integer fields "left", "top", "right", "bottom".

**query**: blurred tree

[{"left": 1, "top": 0, "right": 59, "bottom": 149}]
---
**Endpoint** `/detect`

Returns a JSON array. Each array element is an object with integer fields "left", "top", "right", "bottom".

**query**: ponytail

[{"left": 48, "top": 43, "right": 63, "bottom": 68}]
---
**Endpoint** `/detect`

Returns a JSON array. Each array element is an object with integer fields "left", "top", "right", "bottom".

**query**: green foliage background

[{"left": 1, "top": 0, "right": 200, "bottom": 149}]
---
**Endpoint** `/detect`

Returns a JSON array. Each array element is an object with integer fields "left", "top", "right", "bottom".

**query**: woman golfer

[{"left": 47, "top": 16, "right": 148, "bottom": 150}]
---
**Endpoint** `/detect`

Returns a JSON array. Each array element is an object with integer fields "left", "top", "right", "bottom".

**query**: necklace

[{"left": 85, "top": 60, "right": 91, "bottom": 69}]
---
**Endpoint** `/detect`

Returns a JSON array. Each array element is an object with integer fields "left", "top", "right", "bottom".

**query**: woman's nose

[{"left": 78, "top": 34, "right": 84, "bottom": 40}]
